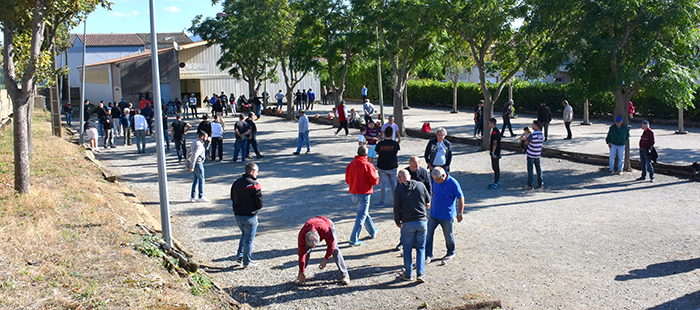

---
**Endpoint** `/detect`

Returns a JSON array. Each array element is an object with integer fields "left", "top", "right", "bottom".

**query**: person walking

[
  {"left": 394, "top": 169, "right": 430, "bottom": 283},
  {"left": 638, "top": 120, "right": 655, "bottom": 182},
  {"left": 502, "top": 99, "right": 515, "bottom": 137},
  {"left": 537, "top": 102, "right": 552, "bottom": 142},
  {"left": 245, "top": 112, "right": 264, "bottom": 159},
  {"left": 374, "top": 127, "right": 400, "bottom": 208},
  {"left": 306, "top": 88, "right": 315, "bottom": 110},
  {"left": 121, "top": 107, "right": 132, "bottom": 146},
  {"left": 605, "top": 116, "right": 630, "bottom": 174},
  {"left": 232, "top": 114, "right": 251, "bottom": 163},
  {"left": 63, "top": 101, "right": 73, "bottom": 126},
  {"left": 297, "top": 216, "right": 350, "bottom": 285},
  {"left": 524, "top": 120, "right": 545, "bottom": 189},
  {"left": 275, "top": 90, "right": 285, "bottom": 111},
  {"left": 189, "top": 93, "right": 198, "bottom": 119},
  {"left": 361, "top": 85, "right": 368, "bottom": 101},
  {"left": 230, "top": 163, "right": 262, "bottom": 268},
  {"left": 133, "top": 109, "right": 148, "bottom": 153},
  {"left": 170, "top": 114, "right": 191, "bottom": 163},
  {"left": 335, "top": 100, "right": 349, "bottom": 136},
  {"left": 562, "top": 100, "right": 573, "bottom": 140},
  {"left": 187, "top": 131, "right": 210, "bottom": 203},
  {"left": 363, "top": 99, "right": 375, "bottom": 125},
  {"left": 424, "top": 127, "right": 452, "bottom": 173},
  {"left": 488, "top": 118, "right": 501, "bottom": 190},
  {"left": 210, "top": 116, "right": 225, "bottom": 161},
  {"left": 426, "top": 167, "right": 464, "bottom": 263},
  {"left": 346, "top": 146, "right": 380, "bottom": 246},
  {"left": 293, "top": 110, "right": 311, "bottom": 155}
]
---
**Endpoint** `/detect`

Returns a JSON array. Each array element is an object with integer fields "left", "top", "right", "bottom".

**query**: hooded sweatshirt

[{"left": 393, "top": 180, "right": 430, "bottom": 226}]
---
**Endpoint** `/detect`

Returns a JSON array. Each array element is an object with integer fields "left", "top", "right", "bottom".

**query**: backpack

[{"left": 421, "top": 122, "right": 431, "bottom": 133}]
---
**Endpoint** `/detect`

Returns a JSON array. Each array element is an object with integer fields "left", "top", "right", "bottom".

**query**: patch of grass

[
  {"left": 191, "top": 273, "right": 213, "bottom": 296},
  {"left": 136, "top": 235, "right": 164, "bottom": 258}
]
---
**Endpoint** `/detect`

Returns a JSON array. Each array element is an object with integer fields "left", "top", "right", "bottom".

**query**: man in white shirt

[
  {"left": 210, "top": 116, "right": 225, "bottom": 161},
  {"left": 293, "top": 110, "right": 310, "bottom": 155},
  {"left": 275, "top": 90, "right": 285, "bottom": 111},
  {"left": 562, "top": 100, "right": 573, "bottom": 140},
  {"left": 188, "top": 131, "right": 210, "bottom": 202},
  {"left": 380, "top": 115, "right": 401, "bottom": 143},
  {"left": 133, "top": 110, "right": 149, "bottom": 154},
  {"left": 363, "top": 99, "right": 375, "bottom": 124}
]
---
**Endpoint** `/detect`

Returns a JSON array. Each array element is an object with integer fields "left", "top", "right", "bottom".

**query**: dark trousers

[
  {"left": 211, "top": 136, "right": 223, "bottom": 160},
  {"left": 501, "top": 118, "right": 514, "bottom": 137},
  {"left": 491, "top": 156, "right": 500, "bottom": 183},
  {"left": 247, "top": 135, "right": 261, "bottom": 157},
  {"left": 336, "top": 120, "right": 349, "bottom": 135},
  {"left": 564, "top": 121, "right": 572, "bottom": 139},
  {"left": 174, "top": 139, "right": 187, "bottom": 161},
  {"left": 542, "top": 122, "right": 550, "bottom": 141},
  {"left": 364, "top": 115, "right": 373, "bottom": 125},
  {"left": 190, "top": 106, "right": 198, "bottom": 119}
]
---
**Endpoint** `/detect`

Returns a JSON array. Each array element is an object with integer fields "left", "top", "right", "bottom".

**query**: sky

[{"left": 81, "top": 0, "right": 223, "bottom": 36}]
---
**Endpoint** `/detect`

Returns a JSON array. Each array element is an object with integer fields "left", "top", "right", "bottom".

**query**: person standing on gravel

[
  {"left": 394, "top": 169, "right": 430, "bottom": 283},
  {"left": 426, "top": 167, "right": 464, "bottom": 263},
  {"left": 233, "top": 114, "right": 251, "bottom": 163},
  {"left": 424, "top": 127, "right": 452, "bottom": 173},
  {"left": 133, "top": 109, "right": 148, "bottom": 154},
  {"left": 395, "top": 156, "right": 433, "bottom": 252},
  {"left": 230, "top": 163, "right": 262, "bottom": 268},
  {"left": 562, "top": 100, "right": 573, "bottom": 140},
  {"left": 488, "top": 118, "right": 502, "bottom": 190},
  {"left": 188, "top": 131, "right": 210, "bottom": 203},
  {"left": 502, "top": 99, "right": 515, "bottom": 137},
  {"left": 363, "top": 99, "right": 375, "bottom": 125},
  {"left": 380, "top": 116, "right": 401, "bottom": 143},
  {"left": 637, "top": 120, "right": 655, "bottom": 182},
  {"left": 524, "top": 120, "right": 545, "bottom": 189},
  {"left": 245, "top": 112, "right": 264, "bottom": 159},
  {"left": 335, "top": 100, "right": 349, "bottom": 137},
  {"left": 374, "top": 126, "right": 400, "bottom": 208},
  {"left": 170, "top": 114, "right": 191, "bottom": 163},
  {"left": 297, "top": 216, "right": 350, "bottom": 285},
  {"left": 293, "top": 110, "right": 311, "bottom": 155},
  {"left": 605, "top": 116, "right": 630, "bottom": 174},
  {"left": 346, "top": 146, "right": 380, "bottom": 246},
  {"left": 537, "top": 102, "right": 552, "bottom": 142}
]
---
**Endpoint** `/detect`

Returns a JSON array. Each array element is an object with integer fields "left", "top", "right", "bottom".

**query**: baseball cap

[
  {"left": 615, "top": 116, "right": 622, "bottom": 122},
  {"left": 641, "top": 120, "right": 649, "bottom": 126}
]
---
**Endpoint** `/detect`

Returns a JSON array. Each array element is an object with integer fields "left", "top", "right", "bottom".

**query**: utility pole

[
  {"left": 376, "top": 26, "right": 384, "bottom": 124},
  {"left": 80, "top": 21, "right": 87, "bottom": 147}
]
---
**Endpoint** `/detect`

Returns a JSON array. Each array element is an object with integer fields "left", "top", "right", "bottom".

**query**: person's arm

[
  {"left": 456, "top": 197, "right": 465, "bottom": 222},
  {"left": 298, "top": 234, "right": 307, "bottom": 284},
  {"left": 185, "top": 123, "right": 192, "bottom": 134},
  {"left": 251, "top": 182, "right": 263, "bottom": 211},
  {"left": 393, "top": 186, "right": 402, "bottom": 227},
  {"left": 445, "top": 141, "right": 452, "bottom": 169},
  {"left": 368, "top": 166, "right": 379, "bottom": 186},
  {"left": 424, "top": 142, "right": 433, "bottom": 169}
]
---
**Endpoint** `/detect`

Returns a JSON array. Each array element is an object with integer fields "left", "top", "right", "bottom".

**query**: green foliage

[
  {"left": 135, "top": 235, "right": 163, "bottom": 258},
  {"left": 190, "top": 273, "right": 213, "bottom": 296}
]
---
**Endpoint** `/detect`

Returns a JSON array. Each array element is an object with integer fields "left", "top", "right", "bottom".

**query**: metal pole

[
  {"left": 149, "top": 0, "right": 173, "bottom": 247},
  {"left": 79, "top": 20, "right": 87, "bottom": 147},
  {"left": 376, "top": 26, "right": 384, "bottom": 124}
]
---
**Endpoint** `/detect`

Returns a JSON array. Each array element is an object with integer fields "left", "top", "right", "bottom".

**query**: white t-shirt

[
  {"left": 358, "top": 134, "right": 367, "bottom": 144},
  {"left": 433, "top": 141, "right": 447, "bottom": 166},
  {"left": 381, "top": 123, "right": 400, "bottom": 141},
  {"left": 211, "top": 122, "right": 224, "bottom": 138}
]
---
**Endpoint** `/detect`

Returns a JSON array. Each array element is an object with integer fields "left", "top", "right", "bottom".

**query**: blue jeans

[
  {"left": 163, "top": 129, "right": 170, "bottom": 151},
  {"left": 640, "top": 149, "right": 654, "bottom": 179},
  {"left": 235, "top": 214, "right": 258, "bottom": 266},
  {"left": 66, "top": 113, "right": 72, "bottom": 126},
  {"left": 527, "top": 157, "right": 543, "bottom": 187},
  {"left": 609, "top": 144, "right": 625, "bottom": 172},
  {"left": 296, "top": 131, "right": 310, "bottom": 153},
  {"left": 349, "top": 194, "right": 377, "bottom": 243},
  {"left": 134, "top": 129, "right": 146, "bottom": 152},
  {"left": 233, "top": 137, "right": 248, "bottom": 162},
  {"left": 255, "top": 104, "right": 261, "bottom": 118},
  {"left": 426, "top": 215, "right": 454, "bottom": 259},
  {"left": 276, "top": 99, "right": 283, "bottom": 111},
  {"left": 191, "top": 162, "right": 204, "bottom": 199},
  {"left": 401, "top": 220, "right": 427, "bottom": 278},
  {"left": 377, "top": 168, "right": 397, "bottom": 205}
]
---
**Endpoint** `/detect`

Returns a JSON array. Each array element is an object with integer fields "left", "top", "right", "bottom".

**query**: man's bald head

[
  {"left": 397, "top": 169, "right": 411, "bottom": 183},
  {"left": 409, "top": 156, "right": 420, "bottom": 171}
]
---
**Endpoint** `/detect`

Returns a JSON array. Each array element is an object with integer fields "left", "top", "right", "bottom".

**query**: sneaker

[
  {"left": 335, "top": 132, "right": 339, "bottom": 136},
  {"left": 197, "top": 197, "right": 210, "bottom": 202},
  {"left": 345, "top": 134, "right": 350, "bottom": 137},
  {"left": 242, "top": 261, "right": 256, "bottom": 269},
  {"left": 305, "top": 150, "right": 311, "bottom": 154},
  {"left": 636, "top": 176, "right": 646, "bottom": 181},
  {"left": 443, "top": 254, "right": 455, "bottom": 261},
  {"left": 395, "top": 242, "right": 403, "bottom": 252},
  {"left": 190, "top": 197, "right": 196, "bottom": 202},
  {"left": 650, "top": 178, "right": 655, "bottom": 182},
  {"left": 416, "top": 275, "right": 426, "bottom": 283},
  {"left": 373, "top": 202, "right": 385, "bottom": 208},
  {"left": 398, "top": 274, "right": 411, "bottom": 281},
  {"left": 524, "top": 185, "right": 533, "bottom": 190},
  {"left": 349, "top": 241, "right": 363, "bottom": 247},
  {"left": 292, "top": 152, "right": 300, "bottom": 155},
  {"left": 487, "top": 183, "right": 500, "bottom": 190},
  {"left": 426, "top": 257, "right": 432, "bottom": 264},
  {"left": 236, "top": 257, "right": 243, "bottom": 265},
  {"left": 340, "top": 275, "right": 350, "bottom": 285},
  {"left": 256, "top": 155, "right": 264, "bottom": 158}
]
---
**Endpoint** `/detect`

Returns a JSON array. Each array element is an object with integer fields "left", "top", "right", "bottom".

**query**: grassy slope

[{"left": 0, "top": 112, "right": 235, "bottom": 309}]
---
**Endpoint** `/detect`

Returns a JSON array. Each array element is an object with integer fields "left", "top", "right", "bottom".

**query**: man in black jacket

[
  {"left": 245, "top": 112, "right": 263, "bottom": 159},
  {"left": 394, "top": 169, "right": 430, "bottom": 283},
  {"left": 424, "top": 127, "right": 452, "bottom": 173},
  {"left": 537, "top": 102, "right": 552, "bottom": 142},
  {"left": 197, "top": 114, "right": 212, "bottom": 150},
  {"left": 231, "top": 163, "right": 263, "bottom": 268}
]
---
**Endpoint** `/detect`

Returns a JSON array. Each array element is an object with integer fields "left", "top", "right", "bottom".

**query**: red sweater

[
  {"left": 298, "top": 217, "right": 335, "bottom": 273},
  {"left": 639, "top": 128, "right": 655, "bottom": 149},
  {"left": 345, "top": 155, "right": 379, "bottom": 194}
]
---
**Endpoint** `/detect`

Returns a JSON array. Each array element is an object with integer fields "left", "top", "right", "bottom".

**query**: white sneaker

[
  {"left": 190, "top": 198, "right": 196, "bottom": 202},
  {"left": 197, "top": 197, "right": 210, "bottom": 202}
]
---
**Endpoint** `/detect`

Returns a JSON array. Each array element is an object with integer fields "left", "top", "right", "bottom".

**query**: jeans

[
  {"left": 191, "top": 162, "right": 204, "bottom": 199},
  {"left": 349, "top": 194, "right": 376, "bottom": 243},
  {"left": 473, "top": 120, "right": 483, "bottom": 136},
  {"left": 296, "top": 131, "right": 310, "bottom": 153},
  {"left": 276, "top": 99, "right": 283, "bottom": 111},
  {"left": 564, "top": 121, "right": 572, "bottom": 139},
  {"left": 426, "top": 215, "right": 454, "bottom": 259},
  {"left": 184, "top": 105, "right": 189, "bottom": 118},
  {"left": 211, "top": 136, "right": 223, "bottom": 160},
  {"left": 640, "top": 149, "right": 654, "bottom": 179},
  {"left": 134, "top": 129, "right": 146, "bottom": 152},
  {"left": 235, "top": 214, "right": 258, "bottom": 266},
  {"left": 542, "top": 122, "right": 550, "bottom": 141},
  {"left": 163, "top": 129, "right": 170, "bottom": 151},
  {"left": 123, "top": 125, "right": 131, "bottom": 145},
  {"left": 401, "top": 220, "right": 427, "bottom": 278},
  {"left": 233, "top": 137, "right": 248, "bottom": 162},
  {"left": 491, "top": 156, "right": 500, "bottom": 183},
  {"left": 609, "top": 144, "right": 625, "bottom": 172},
  {"left": 66, "top": 113, "right": 72, "bottom": 126},
  {"left": 255, "top": 104, "right": 261, "bottom": 118},
  {"left": 99, "top": 123, "right": 104, "bottom": 137},
  {"left": 501, "top": 118, "right": 513, "bottom": 136},
  {"left": 174, "top": 139, "right": 186, "bottom": 161},
  {"left": 231, "top": 103, "right": 237, "bottom": 116},
  {"left": 377, "top": 168, "right": 398, "bottom": 205},
  {"left": 247, "top": 135, "right": 261, "bottom": 157},
  {"left": 527, "top": 157, "right": 543, "bottom": 187},
  {"left": 103, "top": 128, "right": 114, "bottom": 147},
  {"left": 303, "top": 221, "right": 348, "bottom": 277}
]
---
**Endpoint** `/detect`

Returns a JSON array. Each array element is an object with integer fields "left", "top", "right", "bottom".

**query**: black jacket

[
  {"left": 231, "top": 173, "right": 263, "bottom": 216},
  {"left": 393, "top": 180, "right": 430, "bottom": 226},
  {"left": 424, "top": 138, "right": 452, "bottom": 168},
  {"left": 537, "top": 104, "right": 552, "bottom": 123},
  {"left": 406, "top": 165, "right": 432, "bottom": 194},
  {"left": 198, "top": 120, "right": 212, "bottom": 136}
]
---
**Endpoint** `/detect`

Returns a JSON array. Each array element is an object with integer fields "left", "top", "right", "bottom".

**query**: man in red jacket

[
  {"left": 297, "top": 217, "right": 349, "bottom": 285},
  {"left": 345, "top": 145, "right": 380, "bottom": 246}
]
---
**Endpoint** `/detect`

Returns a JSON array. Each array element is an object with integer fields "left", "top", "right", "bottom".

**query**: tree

[
  {"left": 358, "top": 0, "right": 443, "bottom": 135},
  {"left": 190, "top": 0, "right": 281, "bottom": 97},
  {"left": 441, "top": 36, "right": 473, "bottom": 113},
  {"left": 1, "top": 0, "right": 109, "bottom": 194},
  {"left": 444, "top": 0, "right": 564, "bottom": 150}
]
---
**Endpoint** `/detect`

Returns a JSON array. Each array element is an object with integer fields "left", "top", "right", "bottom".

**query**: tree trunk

[
  {"left": 286, "top": 90, "right": 294, "bottom": 120},
  {"left": 452, "top": 78, "right": 458, "bottom": 113},
  {"left": 482, "top": 98, "right": 493, "bottom": 150},
  {"left": 13, "top": 93, "right": 31, "bottom": 194},
  {"left": 393, "top": 74, "right": 406, "bottom": 136},
  {"left": 403, "top": 85, "right": 408, "bottom": 109},
  {"left": 27, "top": 96, "right": 34, "bottom": 156},
  {"left": 613, "top": 90, "right": 633, "bottom": 171}
]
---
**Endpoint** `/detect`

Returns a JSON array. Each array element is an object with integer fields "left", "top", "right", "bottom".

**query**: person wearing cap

[
  {"left": 297, "top": 216, "right": 350, "bottom": 285},
  {"left": 502, "top": 99, "right": 515, "bottom": 137},
  {"left": 293, "top": 109, "right": 310, "bottom": 155},
  {"left": 605, "top": 116, "right": 630, "bottom": 174},
  {"left": 562, "top": 100, "right": 573, "bottom": 140},
  {"left": 638, "top": 120, "right": 655, "bottom": 182},
  {"left": 189, "top": 93, "right": 198, "bottom": 119}
]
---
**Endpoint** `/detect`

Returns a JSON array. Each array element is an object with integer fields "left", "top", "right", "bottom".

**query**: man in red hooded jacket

[
  {"left": 345, "top": 145, "right": 380, "bottom": 246},
  {"left": 297, "top": 216, "right": 349, "bottom": 285}
]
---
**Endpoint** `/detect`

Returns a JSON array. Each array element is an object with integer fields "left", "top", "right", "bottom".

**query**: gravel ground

[{"left": 93, "top": 110, "right": 700, "bottom": 310}]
